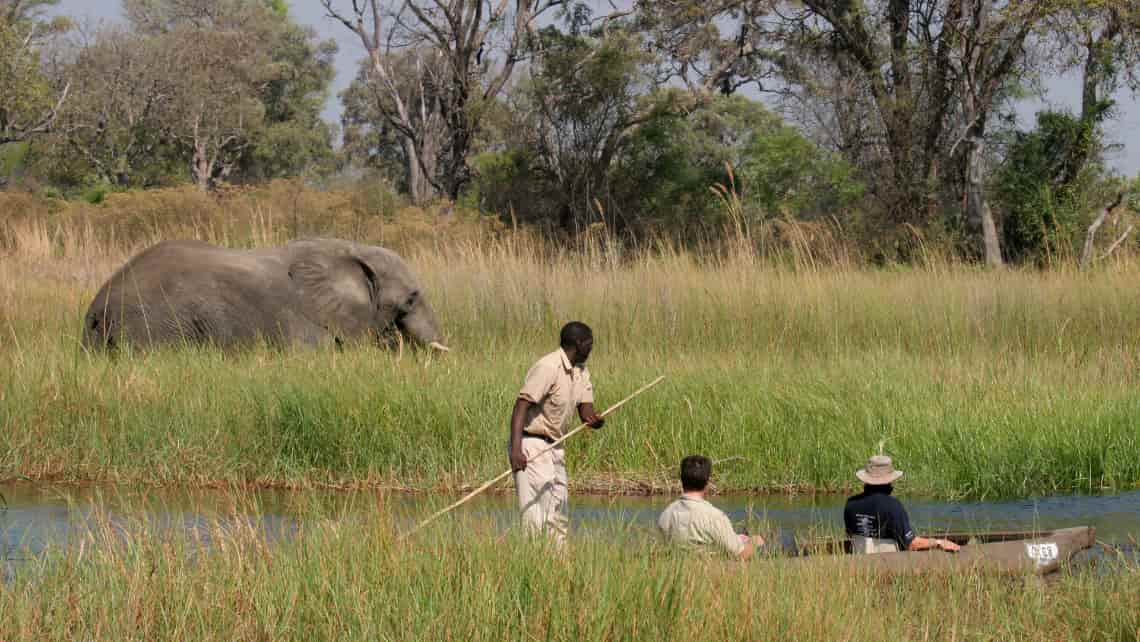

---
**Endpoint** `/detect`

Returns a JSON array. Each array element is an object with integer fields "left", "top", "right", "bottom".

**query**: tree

[
  {"left": 613, "top": 95, "right": 863, "bottom": 236},
  {"left": 321, "top": 0, "right": 568, "bottom": 203},
  {"left": 472, "top": 48, "right": 862, "bottom": 240},
  {"left": 43, "top": 28, "right": 181, "bottom": 188},
  {"left": 764, "top": 2, "right": 1080, "bottom": 264},
  {"left": 239, "top": 16, "right": 339, "bottom": 181},
  {"left": 635, "top": 0, "right": 779, "bottom": 96},
  {"left": 767, "top": 2, "right": 957, "bottom": 239},
  {"left": 340, "top": 54, "right": 443, "bottom": 195},
  {"left": 338, "top": 49, "right": 447, "bottom": 203},
  {"left": 37, "top": 0, "right": 336, "bottom": 191},
  {"left": 523, "top": 26, "right": 659, "bottom": 231},
  {"left": 124, "top": 0, "right": 338, "bottom": 183},
  {"left": 992, "top": 3, "right": 1139, "bottom": 265},
  {"left": 123, "top": 0, "right": 280, "bottom": 189},
  {"left": 946, "top": 2, "right": 1063, "bottom": 267},
  {"left": 0, "top": 0, "right": 69, "bottom": 147},
  {"left": 1048, "top": 2, "right": 1140, "bottom": 175},
  {"left": 996, "top": 110, "right": 1105, "bottom": 263}
]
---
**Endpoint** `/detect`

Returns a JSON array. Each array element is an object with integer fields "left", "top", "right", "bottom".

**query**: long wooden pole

[{"left": 399, "top": 375, "right": 666, "bottom": 539}]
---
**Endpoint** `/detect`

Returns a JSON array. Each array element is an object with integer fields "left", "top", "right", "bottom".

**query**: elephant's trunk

[{"left": 398, "top": 300, "right": 448, "bottom": 351}]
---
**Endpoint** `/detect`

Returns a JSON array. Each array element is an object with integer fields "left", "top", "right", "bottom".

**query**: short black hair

[
  {"left": 559, "top": 321, "right": 593, "bottom": 348},
  {"left": 680, "top": 455, "right": 712, "bottom": 491}
]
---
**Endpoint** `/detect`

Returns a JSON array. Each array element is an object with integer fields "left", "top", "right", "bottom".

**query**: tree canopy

[{"left": 3, "top": 0, "right": 1138, "bottom": 265}]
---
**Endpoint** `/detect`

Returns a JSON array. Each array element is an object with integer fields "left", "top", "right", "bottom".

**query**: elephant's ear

[{"left": 288, "top": 254, "right": 376, "bottom": 337}]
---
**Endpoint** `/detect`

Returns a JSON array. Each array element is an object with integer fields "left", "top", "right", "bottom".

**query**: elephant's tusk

[{"left": 428, "top": 341, "right": 450, "bottom": 353}]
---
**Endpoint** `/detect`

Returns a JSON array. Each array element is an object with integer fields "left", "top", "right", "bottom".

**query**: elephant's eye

[{"left": 405, "top": 290, "right": 419, "bottom": 307}]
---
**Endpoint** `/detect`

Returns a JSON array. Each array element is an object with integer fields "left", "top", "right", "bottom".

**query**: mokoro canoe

[{"left": 786, "top": 526, "right": 1095, "bottom": 575}]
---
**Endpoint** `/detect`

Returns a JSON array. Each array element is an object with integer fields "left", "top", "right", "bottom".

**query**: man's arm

[
  {"left": 577, "top": 369, "right": 602, "bottom": 428},
  {"left": 578, "top": 402, "right": 604, "bottom": 429},
  {"left": 735, "top": 534, "right": 767, "bottom": 560},
  {"left": 713, "top": 514, "right": 763, "bottom": 560},
  {"left": 908, "top": 536, "right": 960, "bottom": 552},
  {"left": 891, "top": 501, "right": 960, "bottom": 552},
  {"left": 512, "top": 359, "right": 554, "bottom": 472},
  {"left": 509, "top": 398, "right": 534, "bottom": 472}
]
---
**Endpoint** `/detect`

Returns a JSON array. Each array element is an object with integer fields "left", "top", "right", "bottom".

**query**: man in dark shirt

[{"left": 843, "top": 455, "right": 960, "bottom": 554}]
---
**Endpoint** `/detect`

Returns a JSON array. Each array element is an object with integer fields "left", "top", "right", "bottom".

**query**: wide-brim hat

[{"left": 856, "top": 455, "right": 903, "bottom": 485}]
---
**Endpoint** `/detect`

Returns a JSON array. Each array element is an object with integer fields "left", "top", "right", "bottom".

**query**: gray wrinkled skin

[{"left": 83, "top": 238, "right": 446, "bottom": 352}]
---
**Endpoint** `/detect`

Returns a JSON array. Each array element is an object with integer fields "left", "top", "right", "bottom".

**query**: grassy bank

[
  {"left": 1, "top": 497, "right": 1137, "bottom": 641},
  {"left": 2, "top": 185, "right": 1140, "bottom": 497}
]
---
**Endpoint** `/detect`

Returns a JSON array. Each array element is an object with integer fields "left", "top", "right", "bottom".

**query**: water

[
  {"left": 2, "top": 484, "right": 1138, "bottom": 566},
  {"left": 0, "top": 485, "right": 299, "bottom": 580}
]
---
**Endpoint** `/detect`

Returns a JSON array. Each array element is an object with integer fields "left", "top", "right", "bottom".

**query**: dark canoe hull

[{"left": 789, "top": 527, "right": 1095, "bottom": 575}]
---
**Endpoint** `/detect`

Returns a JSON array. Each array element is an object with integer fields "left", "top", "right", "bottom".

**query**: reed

[{"left": 0, "top": 495, "right": 1136, "bottom": 641}]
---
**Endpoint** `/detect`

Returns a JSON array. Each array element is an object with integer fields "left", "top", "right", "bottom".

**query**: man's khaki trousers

[{"left": 513, "top": 436, "right": 568, "bottom": 545}]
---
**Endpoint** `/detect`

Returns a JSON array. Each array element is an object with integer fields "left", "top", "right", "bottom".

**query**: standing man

[
  {"left": 658, "top": 455, "right": 765, "bottom": 559},
  {"left": 509, "top": 321, "right": 604, "bottom": 545}
]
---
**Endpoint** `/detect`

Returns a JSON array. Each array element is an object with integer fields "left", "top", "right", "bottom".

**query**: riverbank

[
  {"left": 1, "top": 496, "right": 1137, "bottom": 641},
  {"left": 3, "top": 200, "right": 1140, "bottom": 497},
  {"left": 3, "top": 338, "right": 1138, "bottom": 498}
]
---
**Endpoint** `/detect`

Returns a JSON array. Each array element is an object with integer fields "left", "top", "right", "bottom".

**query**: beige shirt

[
  {"left": 657, "top": 496, "right": 744, "bottom": 557},
  {"left": 518, "top": 349, "right": 595, "bottom": 440}
]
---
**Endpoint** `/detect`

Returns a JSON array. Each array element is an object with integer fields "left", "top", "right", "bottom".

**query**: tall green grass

[
  {"left": 1, "top": 496, "right": 1137, "bottom": 640},
  {"left": 2, "top": 193, "right": 1140, "bottom": 497}
]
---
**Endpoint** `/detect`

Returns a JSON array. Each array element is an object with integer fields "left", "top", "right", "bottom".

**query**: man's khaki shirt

[
  {"left": 657, "top": 496, "right": 744, "bottom": 557},
  {"left": 517, "top": 349, "right": 595, "bottom": 440}
]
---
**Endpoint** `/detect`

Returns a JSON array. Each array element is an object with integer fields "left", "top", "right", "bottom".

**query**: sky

[{"left": 49, "top": 0, "right": 1140, "bottom": 176}]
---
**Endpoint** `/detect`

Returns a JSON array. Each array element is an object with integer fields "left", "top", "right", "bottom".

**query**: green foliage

[
  {"left": 18, "top": 26, "right": 185, "bottom": 193},
  {"left": 520, "top": 26, "right": 652, "bottom": 231},
  {"left": 469, "top": 77, "right": 864, "bottom": 238},
  {"left": 614, "top": 96, "right": 864, "bottom": 235},
  {"left": 262, "top": 0, "right": 288, "bottom": 17},
  {"left": 459, "top": 21, "right": 865, "bottom": 238},
  {"left": 736, "top": 110, "right": 864, "bottom": 219},
  {"left": 264, "top": 389, "right": 349, "bottom": 471},
  {"left": 19, "top": 0, "right": 337, "bottom": 192},
  {"left": 0, "top": 140, "right": 28, "bottom": 175},
  {"left": 2, "top": 0, "right": 65, "bottom": 31},
  {"left": 239, "top": 19, "right": 338, "bottom": 180},
  {"left": 0, "top": 21, "right": 55, "bottom": 144},
  {"left": 996, "top": 111, "right": 1105, "bottom": 264},
  {"left": 611, "top": 99, "right": 735, "bottom": 234},
  {"left": 462, "top": 148, "right": 546, "bottom": 220},
  {"left": 82, "top": 182, "right": 111, "bottom": 204}
]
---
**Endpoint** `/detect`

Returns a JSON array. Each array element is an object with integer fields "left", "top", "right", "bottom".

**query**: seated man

[
  {"left": 844, "top": 455, "right": 961, "bottom": 554},
  {"left": 658, "top": 455, "right": 764, "bottom": 559}
]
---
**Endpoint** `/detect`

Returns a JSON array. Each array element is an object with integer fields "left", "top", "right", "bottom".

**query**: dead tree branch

[{"left": 1080, "top": 191, "right": 1127, "bottom": 269}]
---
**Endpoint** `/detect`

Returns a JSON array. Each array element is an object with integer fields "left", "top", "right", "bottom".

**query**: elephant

[{"left": 82, "top": 238, "right": 449, "bottom": 353}]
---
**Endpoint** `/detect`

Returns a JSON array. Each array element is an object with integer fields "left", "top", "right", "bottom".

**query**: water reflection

[{"left": 2, "top": 484, "right": 1138, "bottom": 567}]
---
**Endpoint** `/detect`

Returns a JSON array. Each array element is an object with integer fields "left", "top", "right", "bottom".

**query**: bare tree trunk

[
  {"left": 418, "top": 131, "right": 439, "bottom": 203},
  {"left": 403, "top": 136, "right": 428, "bottom": 205},
  {"left": 191, "top": 140, "right": 211, "bottom": 191},
  {"left": 964, "top": 132, "right": 1002, "bottom": 267}
]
